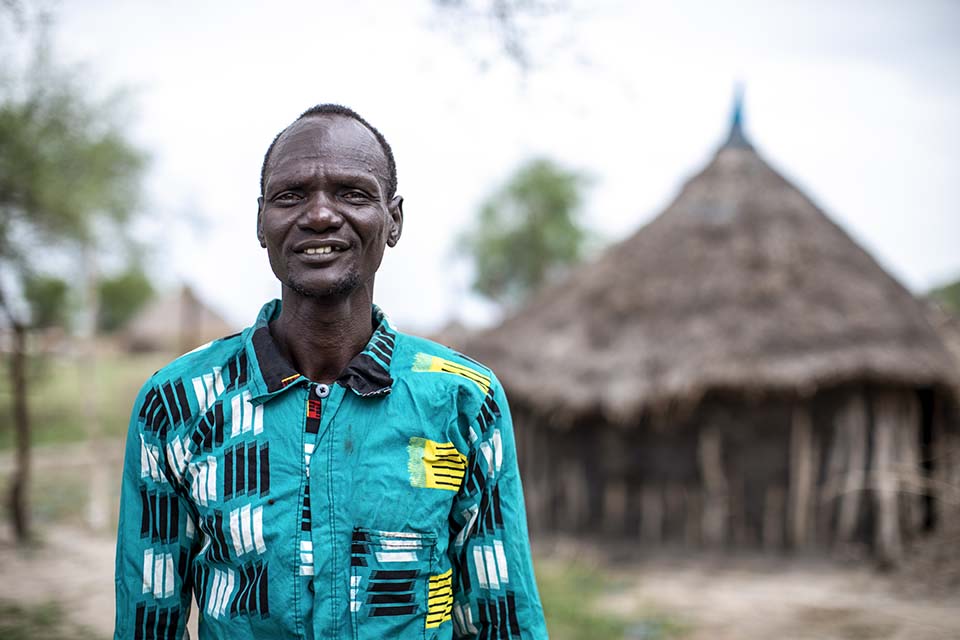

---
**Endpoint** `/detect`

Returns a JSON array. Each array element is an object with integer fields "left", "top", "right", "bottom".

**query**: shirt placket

[{"left": 300, "top": 380, "right": 349, "bottom": 639}]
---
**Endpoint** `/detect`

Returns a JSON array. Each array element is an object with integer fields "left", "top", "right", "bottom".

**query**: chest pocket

[{"left": 350, "top": 527, "right": 438, "bottom": 640}]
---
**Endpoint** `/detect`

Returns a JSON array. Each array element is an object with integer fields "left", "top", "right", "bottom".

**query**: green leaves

[
  {"left": 462, "top": 157, "right": 591, "bottom": 307},
  {"left": 97, "top": 265, "right": 154, "bottom": 333},
  {"left": 0, "top": 13, "right": 148, "bottom": 327},
  {"left": 0, "top": 62, "right": 146, "bottom": 253}
]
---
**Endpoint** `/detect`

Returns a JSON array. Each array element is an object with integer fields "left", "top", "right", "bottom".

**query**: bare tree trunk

[{"left": 8, "top": 321, "right": 31, "bottom": 542}]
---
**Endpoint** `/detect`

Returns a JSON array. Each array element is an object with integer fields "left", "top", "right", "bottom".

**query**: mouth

[
  {"left": 302, "top": 246, "right": 341, "bottom": 255},
  {"left": 293, "top": 239, "right": 351, "bottom": 258}
]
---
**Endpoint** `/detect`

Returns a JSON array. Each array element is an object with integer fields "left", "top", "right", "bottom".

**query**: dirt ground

[
  {"left": 1, "top": 525, "right": 958, "bottom": 640},
  {"left": 597, "top": 554, "right": 960, "bottom": 640}
]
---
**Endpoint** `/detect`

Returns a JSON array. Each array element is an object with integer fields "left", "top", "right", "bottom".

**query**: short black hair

[{"left": 259, "top": 104, "right": 398, "bottom": 199}]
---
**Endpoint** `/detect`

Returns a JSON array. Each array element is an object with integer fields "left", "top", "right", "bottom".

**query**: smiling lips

[
  {"left": 303, "top": 246, "right": 341, "bottom": 255},
  {"left": 294, "top": 239, "right": 350, "bottom": 257}
]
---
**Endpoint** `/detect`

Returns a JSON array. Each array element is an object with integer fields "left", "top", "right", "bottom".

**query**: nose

[{"left": 298, "top": 193, "right": 343, "bottom": 232}]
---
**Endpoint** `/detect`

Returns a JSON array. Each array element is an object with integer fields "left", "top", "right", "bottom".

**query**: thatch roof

[
  {"left": 123, "top": 285, "right": 235, "bottom": 353},
  {"left": 461, "top": 110, "right": 959, "bottom": 425}
]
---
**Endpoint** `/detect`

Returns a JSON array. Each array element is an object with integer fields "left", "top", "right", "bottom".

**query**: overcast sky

[{"left": 48, "top": 0, "right": 960, "bottom": 332}]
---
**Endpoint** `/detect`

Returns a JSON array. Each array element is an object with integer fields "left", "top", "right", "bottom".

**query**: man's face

[{"left": 257, "top": 115, "right": 402, "bottom": 300}]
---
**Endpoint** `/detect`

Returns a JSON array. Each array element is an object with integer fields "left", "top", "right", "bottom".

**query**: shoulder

[
  {"left": 390, "top": 331, "right": 508, "bottom": 443},
  {"left": 392, "top": 330, "right": 502, "bottom": 393},
  {"left": 145, "top": 330, "right": 248, "bottom": 391},
  {"left": 132, "top": 330, "right": 250, "bottom": 438}
]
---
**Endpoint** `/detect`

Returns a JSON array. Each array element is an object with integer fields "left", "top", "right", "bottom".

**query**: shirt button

[{"left": 315, "top": 383, "right": 330, "bottom": 398}]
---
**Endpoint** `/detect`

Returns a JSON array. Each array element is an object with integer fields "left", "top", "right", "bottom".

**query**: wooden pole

[
  {"left": 602, "top": 479, "right": 627, "bottom": 536},
  {"left": 872, "top": 393, "right": 902, "bottom": 566},
  {"left": 665, "top": 484, "right": 685, "bottom": 541},
  {"left": 640, "top": 484, "right": 663, "bottom": 544},
  {"left": 762, "top": 485, "right": 786, "bottom": 551},
  {"left": 895, "top": 394, "right": 922, "bottom": 541},
  {"left": 836, "top": 394, "right": 867, "bottom": 544},
  {"left": 685, "top": 488, "right": 702, "bottom": 547},
  {"left": 789, "top": 405, "right": 816, "bottom": 549},
  {"left": 698, "top": 425, "right": 728, "bottom": 547}
]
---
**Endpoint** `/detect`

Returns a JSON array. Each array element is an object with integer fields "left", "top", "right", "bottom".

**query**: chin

[{"left": 287, "top": 273, "right": 363, "bottom": 299}]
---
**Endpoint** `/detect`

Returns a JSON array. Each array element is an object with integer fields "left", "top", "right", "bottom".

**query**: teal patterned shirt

[{"left": 114, "top": 300, "right": 547, "bottom": 639}]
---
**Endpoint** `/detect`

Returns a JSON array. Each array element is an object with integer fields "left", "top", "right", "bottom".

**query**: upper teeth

[{"left": 305, "top": 246, "right": 336, "bottom": 255}]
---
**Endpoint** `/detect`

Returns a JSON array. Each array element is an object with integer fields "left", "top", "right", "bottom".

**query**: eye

[
  {"left": 341, "top": 190, "right": 370, "bottom": 202},
  {"left": 273, "top": 191, "right": 302, "bottom": 204}
]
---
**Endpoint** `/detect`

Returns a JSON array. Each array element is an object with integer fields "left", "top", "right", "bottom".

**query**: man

[{"left": 114, "top": 104, "right": 547, "bottom": 639}]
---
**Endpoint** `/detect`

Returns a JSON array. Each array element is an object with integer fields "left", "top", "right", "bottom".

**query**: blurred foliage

[
  {"left": 930, "top": 278, "right": 960, "bottom": 316},
  {"left": 23, "top": 274, "right": 69, "bottom": 330},
  {"left": 97, "top": 265, "right": 154, "bottom": 333},
  {"left": 0, "top": 600, "right": 104, "bottom": 640},
  {"left": 0, "top": 351, "right": 170, "bottom": 450},
  {"left": 535, "top": 558, "right": 689, "bottom": 639},
  {"left": 461, "top": 157, "right": 591, "bottom": 307},
  {"left": 0, "top": 11, "right": 147, "bottom": 320}
]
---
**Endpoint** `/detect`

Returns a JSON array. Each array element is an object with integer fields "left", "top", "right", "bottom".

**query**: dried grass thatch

[
  {"left": 462, "top": 140, "right": 958, "bottom": 426},
  {"left": 123, "top": 285, "right": 235, "bottom": 353}
]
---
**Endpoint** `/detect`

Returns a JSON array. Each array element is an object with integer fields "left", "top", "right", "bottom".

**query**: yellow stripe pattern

[
  {"left": 408, "top": 438, "right": 467, "bottom": 491},
  {"left": 412, "top": 353, "right": 490, "bottom": 394},
  {"left": 425, "top": 569, "right": 453, "bottom": 629}
]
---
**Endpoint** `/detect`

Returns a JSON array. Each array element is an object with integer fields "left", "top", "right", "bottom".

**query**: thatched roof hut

[
  {"left": 460, "top": 100, "right": 960, "bottom": 564},
  {"left": 123, "top": 285, "right": 235, "bottom": 353}
]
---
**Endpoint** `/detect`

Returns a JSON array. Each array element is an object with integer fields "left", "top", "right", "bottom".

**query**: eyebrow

[{"left": 266, "top": 168, "right": 383, "bottom": 196}]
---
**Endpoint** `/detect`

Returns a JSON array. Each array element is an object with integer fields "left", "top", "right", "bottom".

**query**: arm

[
  {"left": 114, "top": 378, "right": 198, "bottom": 640},
  {"left": 448, "top": 380, "right": 548, "bottom": 639}
]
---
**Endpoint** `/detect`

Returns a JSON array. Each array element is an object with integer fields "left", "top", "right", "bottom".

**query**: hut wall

[{"left": 512, "top": 382, "right": 950, "bottom": 564}]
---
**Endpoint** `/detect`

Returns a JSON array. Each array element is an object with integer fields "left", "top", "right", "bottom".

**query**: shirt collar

[{"left": 245, "top": 299, "right": 396, "bottom": 401}]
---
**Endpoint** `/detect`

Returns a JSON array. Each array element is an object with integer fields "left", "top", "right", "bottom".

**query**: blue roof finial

[{"left": 723, "top": 84, "right": 752, "bottom": 149}]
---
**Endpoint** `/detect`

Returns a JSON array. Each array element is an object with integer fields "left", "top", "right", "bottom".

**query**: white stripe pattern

[
  {"left": 375, "top": 551, "right": 419, "bottom": 563},
  {"left": 166, "top": 436, "right": 191, "bottom": 484},
  {"left": 493, "top": 540, "right": 510, "bottom": 584},
  {"left": 140, "top": 436, "right": 166, "bottom": 484},
  {"left": 453, "top": 602, "right": 479, "bottom": 636},
  {"left": 141, "top": 549, "right": 176, "bottom": 599},
  {"left": 472, "top": 543, "right": 509, "bottom": 591},
  {"left": 299, "top": 539, "right": 314, "bottom": 575},
  {"left": 350, "top": 574, "right": 362, "bottom": 612},
  {"left": 228, "top": 505, "right": 266, "bottom": 556},
  {"left": 304, "top": 443, "right": 315, "bottom": 468},
  {"left": 479, "top": 442, "right": 495, "bottom": 478},
  {"left": 454, "top": 505, "right": 480, "bottom": 548},
  {"left": 206, "top": 568, "right": 235, "bottom": 619},
  {"left": 191, "top": 367, "right": 225, "bottom": 414},
  {"left": 231, "top": 390, "right": 263, "bottom": 437},
  {"left": 189, "top": 456, "right": 218, "bottom": 506}
]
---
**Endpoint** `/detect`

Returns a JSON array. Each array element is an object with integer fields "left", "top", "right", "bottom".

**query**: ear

[
  {"left": 257, "top": 197, "right": 266, "bottom": 248},
  {"left": 386, "top": 195, "right": 403, "bottom": 247}
]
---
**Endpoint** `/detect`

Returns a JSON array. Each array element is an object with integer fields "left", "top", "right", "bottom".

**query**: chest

[{"left": 177, "top": 382, "right": 469, "bottom": 545}]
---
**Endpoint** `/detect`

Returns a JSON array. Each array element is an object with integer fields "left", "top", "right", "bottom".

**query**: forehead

[{"left": 267, "top": 115, "right": 388, "bottom": 189}]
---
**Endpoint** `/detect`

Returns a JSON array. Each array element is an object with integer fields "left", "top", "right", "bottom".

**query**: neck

[{"left": 270, "top": 286, "right": 375, "bottom": 384}]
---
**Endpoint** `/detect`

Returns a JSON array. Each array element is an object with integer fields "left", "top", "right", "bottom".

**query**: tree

[
  {"left": 97, "top": 265, "right": 154, "bottom": 333},
  {"left": 0, "top": 11, "right": 147, "bottom": 541},
  {"left": 461, "top": 157, "right": 591, "bottom": 307},
  {"left": 930, "top": 278, "right": 960, "bottom": 316},
  {"left": 23, "top": 274, "right": 70, "bottom": 330}
]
